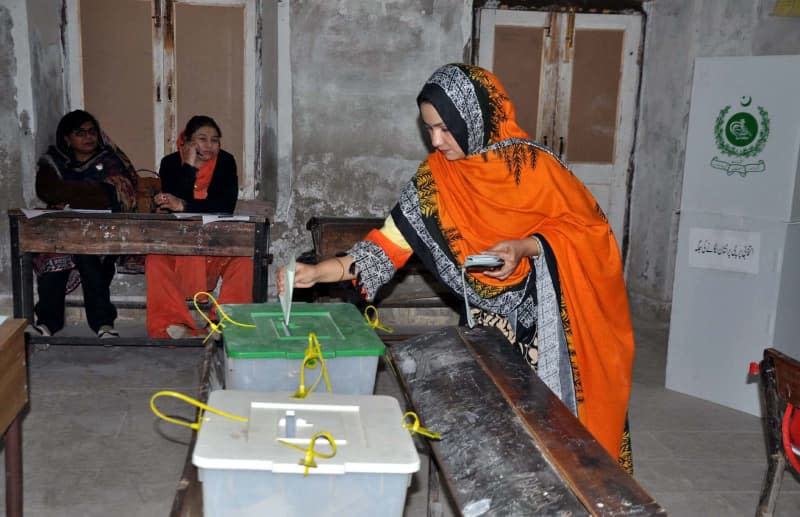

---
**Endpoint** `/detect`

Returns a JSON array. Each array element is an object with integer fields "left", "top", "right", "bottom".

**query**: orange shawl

[
  {"left": 368, "top": 64, "right": 634, "bottom": 457},
  {"left": 177, "top": 131, "right": 216, "bottom": 199}
]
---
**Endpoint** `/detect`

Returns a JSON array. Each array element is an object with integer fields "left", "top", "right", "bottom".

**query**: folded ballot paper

[{"left": 278, "top": 256, "right": 296, "bottom": 332}]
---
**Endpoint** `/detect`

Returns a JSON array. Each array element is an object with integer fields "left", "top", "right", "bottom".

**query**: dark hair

[
  {"left": 417, "top": 86, "right": 469, "bottom": 157},
  {"left": 183, "top": 115, "right": 222, "bottom": 140},
  {"left": 56, "top": 109, "right": 102, "bottom": 154}
]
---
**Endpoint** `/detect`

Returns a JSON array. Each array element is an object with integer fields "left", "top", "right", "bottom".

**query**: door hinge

[
  {"left": 545, "top": 11, "right": 557, "bottom": 38},
  {"left": 566, "top": 11, "right": 575, "bottom": 49},
  {"left": 152, "top": 0, "right": 161, "bottom": 28}
]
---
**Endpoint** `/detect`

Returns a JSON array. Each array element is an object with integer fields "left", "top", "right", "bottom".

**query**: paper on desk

[
  {"left": 22, "top": 209, "right": 56, "bottom": 218},
  {"left": 202, "top": 215, "right": 251, "bottom": 225},
  {"left": 279, "top": 256, "right": 296, "bottom": 326},
  {"left": 160, "top": 213, "right": 249, "bottom": 224},
  {"left": 64, "top": 208, "right": 112, "bottom": 214},
  {"left": 22, "top": 208, "right": 111, "bottom": 219}
]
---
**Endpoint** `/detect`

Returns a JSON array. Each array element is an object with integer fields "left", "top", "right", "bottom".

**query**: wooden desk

[
  {"left": 0, "top": 318, "right": 28, "bottom": 517},
  {"left": 8, "top": 209, "right": 271, "bottom": 346},
  {"left": 389, "top": 326, "right": 666, "bottom": 516}
]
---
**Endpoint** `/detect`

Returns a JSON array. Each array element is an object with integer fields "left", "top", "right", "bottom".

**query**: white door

[{"left": 478, "top": 9, "right": 642, "bottom": 247}]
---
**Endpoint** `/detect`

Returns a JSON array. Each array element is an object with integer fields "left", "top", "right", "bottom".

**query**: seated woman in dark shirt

[
  {"left": 32, "top": 109, "right": 138, "bottom": 338},
  {"left": 146, "top": 115, "right": 252, "bottom": 338}
]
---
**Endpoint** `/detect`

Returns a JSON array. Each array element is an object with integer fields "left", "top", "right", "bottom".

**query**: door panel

[
  {"left": 493, "top": 25, "right": 544, "bottom": 139},
  {"left": 80, "top": 0, "right": 155, "bottom": 172},
  {"left": 565, "top": 28, "right": 624, "bottom": 164},
  {"left": 175, "top": 3, "right": 245, "bottom": 182}
]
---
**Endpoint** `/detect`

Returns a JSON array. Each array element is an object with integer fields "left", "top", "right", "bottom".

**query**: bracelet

[{"left": 334, "top": 257, "right": 345, "bottom": 281}]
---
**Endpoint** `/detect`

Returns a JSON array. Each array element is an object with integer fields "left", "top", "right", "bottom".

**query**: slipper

[{"left": 97, "top": 325, "right": 119, "bottom": 339}]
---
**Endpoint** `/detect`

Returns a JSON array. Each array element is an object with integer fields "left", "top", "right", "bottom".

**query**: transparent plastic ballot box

[{"left": 192, "top": 390, "right": 420, "bottom": 517}]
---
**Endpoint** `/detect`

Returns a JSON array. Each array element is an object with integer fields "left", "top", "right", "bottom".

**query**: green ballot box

[{"left": 221, "top": 302, "right": 386, "bottom": 394}]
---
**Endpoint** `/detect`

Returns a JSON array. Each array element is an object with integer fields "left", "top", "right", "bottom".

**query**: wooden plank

[
  {"left": 389, "top": 327, "right": 589, "bottom": 516},
  {"left": 170, "top": 339, "right": 216, "bottom": 516},
  {"left": 388, "top": 326, "right": 665, "bottom": 516},
  {"left": 16, "top": 214, "right": 258, "bottom": 256},
  {"left": 306, "top": 216, "right": 382, "bottom": 259},
  {"left": 0, "top": 320, "right": 28, "bottom": 433},
  {"left": 459, "top": 327, "right": 665, "bottom": 516}
]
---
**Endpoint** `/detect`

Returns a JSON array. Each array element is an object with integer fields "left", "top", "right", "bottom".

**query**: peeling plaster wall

[
  {"left": 626, "top": 0, "right": 800, "bottom": 324},
  {"left": 0, "top": 4, "right": 25, "bottom": 302},
  {"left": 0, "top": 1, "right": 66, "bottom": 306},
  {"left": 270, "top": 0, "right": 472, "bottom": 286}
]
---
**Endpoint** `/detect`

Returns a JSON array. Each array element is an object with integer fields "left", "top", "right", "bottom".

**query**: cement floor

[{"left": 1, "top": 314, "right": 800, "bottom": 516}]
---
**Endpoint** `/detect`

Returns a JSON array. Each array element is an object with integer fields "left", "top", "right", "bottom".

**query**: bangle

[{"left": 334, "top": 257, "right": 345, "bottom": 281}]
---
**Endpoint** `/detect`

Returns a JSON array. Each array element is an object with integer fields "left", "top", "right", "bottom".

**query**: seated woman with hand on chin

[{"left": 146, "top": 115, "right": 252, "bottom": 339}]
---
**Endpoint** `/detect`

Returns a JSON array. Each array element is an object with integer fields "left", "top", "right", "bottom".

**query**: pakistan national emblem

[{"left": 710, "top": 96, "right": 770, "bottom": 177}]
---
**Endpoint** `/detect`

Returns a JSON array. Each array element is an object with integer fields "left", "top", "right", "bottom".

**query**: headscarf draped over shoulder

[
  {"left": 391, "top": 63, "right": 635, "bottom": 457},
  {"left": 40, "top": 110, "right": 138, "bottom": 212}
]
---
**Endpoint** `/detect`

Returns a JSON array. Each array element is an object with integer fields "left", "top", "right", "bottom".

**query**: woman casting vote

[{"left": 278, "top": 64, "right": 635, "bottom": 471}]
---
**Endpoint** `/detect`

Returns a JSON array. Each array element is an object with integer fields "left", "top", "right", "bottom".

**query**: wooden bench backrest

[
  {"left": 306, "top": 216, "right": 383, "bottom": 260},
  {"left": 765, "top": 348, "right": 800, "bottom": 407}
]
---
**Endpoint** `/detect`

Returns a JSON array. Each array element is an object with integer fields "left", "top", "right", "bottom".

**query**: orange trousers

[{"left": 146, "top": 255, "right": 253, "bottom": 337}]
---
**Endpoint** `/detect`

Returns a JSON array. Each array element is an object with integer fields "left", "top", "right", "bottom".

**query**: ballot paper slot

[{"left": 252, "top": 312, "right": 345, "bottom": 341}]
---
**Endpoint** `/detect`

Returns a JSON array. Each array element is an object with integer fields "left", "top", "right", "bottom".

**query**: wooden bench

[
  {"left": 756, "top": 348, "right": 800, "bottom": 516},
  {"left": 389, "top": 326, "right": 666, "bottom": 516},
  {"left": 305, "top": 216, "right": 461, "bottom": 310},
  {"left": 0, "top": 318, "right": 27, "bottom": 517},
  {"left": 8, "top": 209, "right": 271, "bottom": 347}
]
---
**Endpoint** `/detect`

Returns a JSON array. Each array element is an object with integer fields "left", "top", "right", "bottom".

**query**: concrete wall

[
  {"left": 270, "top": 0, "right": 473, "bottom": 275},
  {"left": 626, "top": 0, "right": 800, "bottom": 324},
  {"left": 0, "top": 0, "right": 67, "bottom": 306}
]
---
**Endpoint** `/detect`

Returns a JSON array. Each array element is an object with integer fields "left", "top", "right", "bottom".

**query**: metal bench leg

[{"left": 756, "top": 453, "right": 785, "bottom": 517}]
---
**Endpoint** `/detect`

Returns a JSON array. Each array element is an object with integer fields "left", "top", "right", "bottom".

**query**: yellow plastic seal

[
  {"left": 278, "top": 431, "right": 338, "bottom": 476},
  {"left": 149, "top": 390, "right": 248, "bottom": 431},
  {"left": 292, "top": 333, "right": 333, "bottom": 399},
  {"left": 364, "top": 305, "right": 393, "bottom": 334},
  {"left": 402, "top": 411, "right": 442, "bottom": 440}
]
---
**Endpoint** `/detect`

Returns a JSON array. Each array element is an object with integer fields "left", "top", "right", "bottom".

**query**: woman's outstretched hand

[
  {"left": 276, "top": 256, "right": 355, "bottom": 294},
  {"left": 276, "top": 262, "right": 320, "bottom": 294},
  {"left": 480, "top": 238, "right": 540, "bottom": 280}
]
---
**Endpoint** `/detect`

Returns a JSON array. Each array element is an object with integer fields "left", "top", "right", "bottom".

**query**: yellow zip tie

[
  {"left": 402, "top": 411, "right": 441, "bottom": 440},
  {"left": 149, "top": 390, "right": 248, "bottom": 431},
  {"left": 292, "top": 333, "right": 333, "bottom": 399},
  {"left": 278, "top": 431, "right": 337, "bottom": 477},
  {"left": 364, "top": 305, "right": 393, "bottom": 334},
  {"left": 192, "top": 291, "right": 256, "bottom": 344}
]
